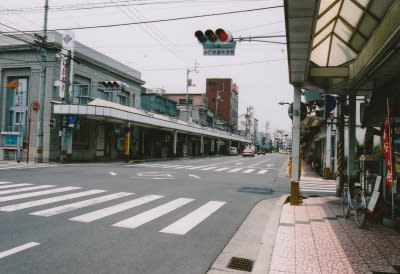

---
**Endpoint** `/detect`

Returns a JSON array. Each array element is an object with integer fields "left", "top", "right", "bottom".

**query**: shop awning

[{"left": 52, "top": 99, "right": 249, "bottom": 143}]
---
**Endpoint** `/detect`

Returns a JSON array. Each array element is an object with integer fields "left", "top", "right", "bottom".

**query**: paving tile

[{"left": 269, "top": 195, "right": 400, "bottom": 274}]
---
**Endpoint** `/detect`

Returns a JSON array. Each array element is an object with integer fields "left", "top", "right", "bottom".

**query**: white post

[{"left": 291, "top": 86, "right": 301, "bottom": 182}]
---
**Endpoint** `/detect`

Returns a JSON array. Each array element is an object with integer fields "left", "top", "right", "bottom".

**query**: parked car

[
  {"left": 257, "top": 149, "right": 266, "bottom": 155},
  {"left": 228, "top": 147, "right": 239, "bottom": 156},
  {"left": 242, "top": 147, "right": 255, "bottom": 157}
]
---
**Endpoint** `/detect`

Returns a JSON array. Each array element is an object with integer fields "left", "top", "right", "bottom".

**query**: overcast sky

[{"left": 0, "top": 0, "right": 293, "bottom": 133}]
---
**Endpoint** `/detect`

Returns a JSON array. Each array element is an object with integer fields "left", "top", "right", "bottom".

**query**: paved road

[{"left": 0, "top": 154, "right": 289, "bottom": 274}]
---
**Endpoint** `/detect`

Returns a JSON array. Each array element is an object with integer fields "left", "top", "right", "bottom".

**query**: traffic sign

[{"left": 31, "top": 101, "right": 40, "bottom": 112}]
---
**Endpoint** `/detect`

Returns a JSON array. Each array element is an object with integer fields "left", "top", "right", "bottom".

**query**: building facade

[
  {"left": 0, "top": 32, "right": 249, "bottom": 162},
  {"left": 206, "top": 78, "right": 238, "bottom": 130}
]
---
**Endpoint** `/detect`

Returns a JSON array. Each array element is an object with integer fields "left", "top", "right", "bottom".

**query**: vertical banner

[
  {"left": 383, "top": 117, "right": 393, "bottom": 185},
  {"left": 59, "top": 31, "right": 75, "bottom": 99}
]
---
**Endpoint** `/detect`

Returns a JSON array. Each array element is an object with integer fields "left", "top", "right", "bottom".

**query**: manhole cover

[
  {"left": 227, "top": 257, "right": 254, "bottom": 272},
  {"left": 237, "top": 187, "right": 272, "bottom": 195}
]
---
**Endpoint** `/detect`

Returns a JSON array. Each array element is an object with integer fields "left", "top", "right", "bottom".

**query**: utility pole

[
  {"left": 36, "top": 0, "right": 49, "bottom": 162},
  {"left": 186, "top": 60, "right": 198, "bottom": 122}
]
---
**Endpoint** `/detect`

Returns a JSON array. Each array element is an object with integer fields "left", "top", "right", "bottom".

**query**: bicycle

[{"left": 341, "top": 181, "right": 367, "bottom": 227}]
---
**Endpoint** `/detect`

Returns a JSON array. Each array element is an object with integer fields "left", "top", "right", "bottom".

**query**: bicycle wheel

[
  {"left": 341, "top": 188, "right": 350, "bottom": 218},
  {"left": 354, "top": 191, "right": 367, "bottom": 227}
]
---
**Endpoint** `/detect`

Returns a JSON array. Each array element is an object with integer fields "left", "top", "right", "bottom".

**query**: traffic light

[
  {"left": 100, "top": 81, "right": 121, "bottom": 92},
  {"left": 194, "top": 28, "right": 236, "bottom": 56}
]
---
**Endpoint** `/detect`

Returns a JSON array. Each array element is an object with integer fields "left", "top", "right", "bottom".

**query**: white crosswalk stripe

[
  {"left": 31, "top": 192, "right": 133, "bottom": 217},
  {"left": 112, "top": 198, "right": 194, "bottom": 229},
  {"left": 0, "top": 186, "right": 81, "bottom": 202},
  {"left": 160, "top": 201, "right": 226, "bottom": 235},
  {"left": 201, "top": 166, "right": 217, "bottom": 171},
  {"left": 0, "top": 189, "right": 106, "bottom": 212},
  {"left": 70, "top": 194, "right": 164, "bottom": 223},
  {"left": 129, "top": 163, "right": 271, "bottom": 175},
  {"left": 187, "top": 165, "right": 208, "bottom": 170},
  {"left": 0, "top": 185, "right": 54, "bottom": 195},
  {"left": 0, "top": 181, "right": 229, "bottom": 237},
  {"left": 214, "top": 167, "right": 229, "bottom": 172},
  {"left": 0, "top": 183, "right": 32, "bottom": 190}
]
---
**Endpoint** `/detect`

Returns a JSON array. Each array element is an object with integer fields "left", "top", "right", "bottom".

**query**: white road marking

[
  {"left": 257, "top": 170, "right": 268, "bottom": 174},
  {"left": 0, "top": 189, "right": 107, "bottom": 212},
  {"left": 201, "top": 167, "right": 217, "bottom": 171},
  {"left": 137, "top": 172, "right": 174, "bottom": 177},
  {"left": 0, "top": 242, "right": 40, "bottom": 259},
  {"left": 248, "top": 159, "right": 271, "bottom": 168},
  {"left": 0, "top": 182, "right": 14, "bottom": 185},
  {"left": 214, "top": 167, "right": 229, "bottom": 172},
  {"left": 31, "top": 192, "right": 133, "bottom": 217},
  {"left": 189, "top": 174, "right": 201, "bottom": 179},
  {"left": 0, "top": 185, "right": 54, "bottom": 195},
  {"left": 160, "top": 201, "right": 226, "bottom": 235},
  {"left": 228, "top": 168, "right": 242, "bottom": 173},
  {"left": 267, "top": 164, "right": 273, "bottom": 167},
  {"left": 70, "top": 195, "right": 164, "bottom": 223},
  {"left": 174, "top": 165, "right": 193, "bottom": 169},
  {"left": 0, "top": 186, "right": 81, "bottom": 202},
  {"left": 243, "top": 169, "right": 255, "bottom": 174},
  {"left": 187, "top": 165, "right": 208, "bottom": 170},
  {"left": 0, "top": 183, "right": 32, "bottom": 190},
  {"left": 235, "top": 163, "right": 242, "bottom": 165},
  {"left": 112, "top": 198, "right": 194, "bottom": 229},
  {"left": 109, "top": 172, "right": 117, "bottom": 176}
]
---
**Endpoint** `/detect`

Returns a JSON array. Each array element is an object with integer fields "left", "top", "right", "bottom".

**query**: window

[
  {"left": 74, "top": 84, "right": 91, "bottom": 105},
  {"left": 7, "top": 77, "right": 28, "bottom": 131},
  {"left": 208, "top": 81, "right": 216, "bottom": 87},
  {"left": 118, "top": 95, "right": 127, "bottom": 106}
]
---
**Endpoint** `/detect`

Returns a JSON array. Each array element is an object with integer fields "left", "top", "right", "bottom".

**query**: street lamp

[{"left": 278, "top": 101, "right": 290, "bottom": 105}]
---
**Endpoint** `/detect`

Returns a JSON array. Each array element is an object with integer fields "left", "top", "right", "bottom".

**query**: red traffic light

[{"left": 216, "top": 28, "right": 229, "bottom": 42}]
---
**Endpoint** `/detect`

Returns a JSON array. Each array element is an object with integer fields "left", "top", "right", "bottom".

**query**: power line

[
  {"left": 140, "top": 58, "right": 286, "bottom": 71},
  {"left": 2, "top": 6, "right": 283, "bottom": 32}
]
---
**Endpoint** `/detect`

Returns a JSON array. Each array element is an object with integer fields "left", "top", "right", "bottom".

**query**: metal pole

[
  {"left": 290, "top": 86, "right": 301, "bottom": 205},
  {"left": 36, "top": 0, "right": 49, "bottom": 162}
]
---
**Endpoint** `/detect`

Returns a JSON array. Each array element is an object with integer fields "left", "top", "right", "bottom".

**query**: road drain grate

[{"left": 227, "top": 257, "right": 254, "bottom": 272}]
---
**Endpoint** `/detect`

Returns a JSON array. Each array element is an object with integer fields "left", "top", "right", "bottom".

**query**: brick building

[{"left": 205, "top": 78, "right": 238, "bottom": 131}]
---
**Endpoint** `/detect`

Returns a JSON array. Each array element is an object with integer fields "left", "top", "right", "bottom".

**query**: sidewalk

[{"left": 209, "top": 164, "right": 400, "bottom": 274}]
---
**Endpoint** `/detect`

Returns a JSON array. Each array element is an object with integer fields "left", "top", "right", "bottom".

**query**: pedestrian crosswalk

[
  {"left": 0, "top": 181, "right": 225, "bottom": 236},
  {"left": 299, "top": 179, "right": 337, "bottom": 195},
  {"left": 130, "top": 163, "right": 274, "bottom": 175}
]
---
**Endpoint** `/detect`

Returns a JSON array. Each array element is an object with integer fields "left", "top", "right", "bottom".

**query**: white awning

[{"left": 53, "top": 99, "right": 249, "bottom": 143}]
